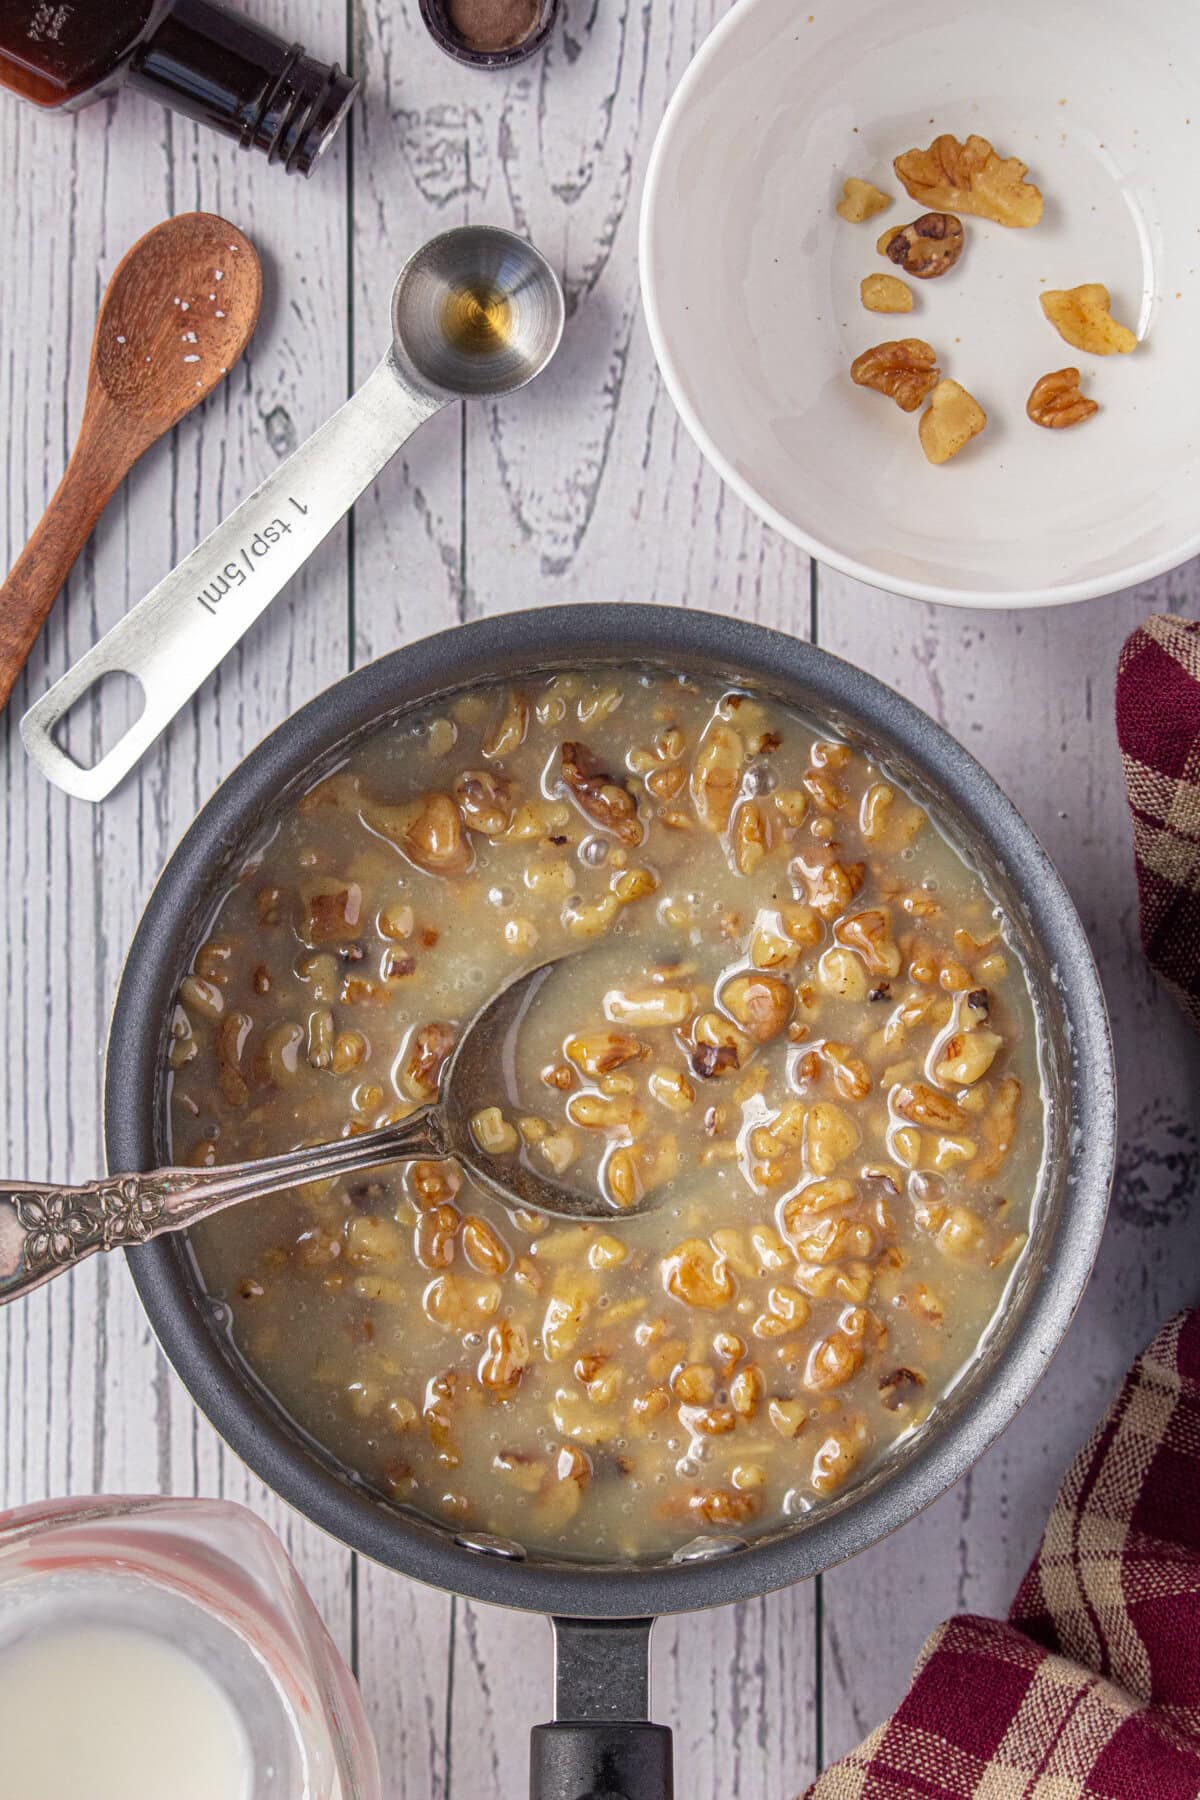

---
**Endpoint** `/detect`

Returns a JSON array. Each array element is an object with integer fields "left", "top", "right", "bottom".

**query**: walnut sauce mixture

[{"left": 170, "top": 669, "right": 1042, "bottom": 1561}]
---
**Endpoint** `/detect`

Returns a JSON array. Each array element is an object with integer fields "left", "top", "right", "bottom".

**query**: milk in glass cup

[{"left": 0, "top": 1494, "right": 381, "bottom": 1800}]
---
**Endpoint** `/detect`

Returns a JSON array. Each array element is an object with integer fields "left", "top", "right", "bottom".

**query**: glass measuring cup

[{"left": 0, "top": 1494, "right": 382, "bottom": 1799}]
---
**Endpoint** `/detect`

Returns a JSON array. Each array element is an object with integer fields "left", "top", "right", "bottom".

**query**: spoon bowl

[
  {"left": 439, "top": 957, "right": 647, "bottom": 1218},
  {"left": 391, "top": 225, "right": 565, "bottom": 398},
  {"left": 94, "top": 213, "right": 262, "bottom": 424}
]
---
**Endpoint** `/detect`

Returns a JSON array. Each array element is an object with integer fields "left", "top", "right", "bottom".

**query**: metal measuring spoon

[
  {"left": 21, "top": 226, "right": 565, "bottom": 803},
  {"left": 0, "top": 954, "right": 650, "bottom": 1306}
]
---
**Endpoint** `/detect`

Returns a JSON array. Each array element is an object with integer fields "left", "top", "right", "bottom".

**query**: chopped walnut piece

[
  {"left": 689, "top": 1487, "right": 757, "bottom": 1526},
  {"left": 851, "top": 339, "right": 940, "bottom": 413},
  {"left": 605, "top": 1135, "right": 679, "bottom": 1209},
  {"left": 1026, "top": 367, "right": 1099, "bottom": 429},
  {"left": 470, "top": 1105, "right": 519, "bottom": 1156},
  {"left": 478, "top": 1320, "right": 531, "bottom": 1390},
  {"left": 792, "top": 848, "right": 865, "bottom": 918},
  {"left": 361, "top": 791, "right": 473, "bottom": 877},
  {"left": 1040, "top": 285, "right": 1136, "bottom": 356},
  {"left": 719, "top": 972, "right": 794, "bottom": 1043},
  {"left": 407, "top": 1160, "right": 462, "bottom": 1209},
  {"left": 415, "top": 1203, "right": 459, "bottom": 1270},
  {"left": 605, "top": 985, "right": 694, "bottom": 1029},
  {"left": 301, "top": 883, "right": 362, "bottom": 945},
  {"left": 919, "top": 379, "right": 987, "bottom": 465},
  {"left": 834, "top": 908, "right": 901, "bottom": 978},
  {"left": 454, "top": 768, "right": 515, "bottom": 835},
  {"left": 462, "top": 1216, "right": 510, "bottom": 1276},
  {"left": 804, "top": 1102, "right": 860, "bottom": 1176},
  {"left": 894, "top": 133, "right": 1043, "bottom": 228},
  {"left": 561, "top": 742, "right": 644, "bottom": 845},
  {"left": 836, "top": 176, "right": 892, "bottom": 223},
  {"left": 730, "top": 1364, "right": 764, "bottom": 1419},
  {"left": 565, "top": 1030, "right": 645, "bottom": 1077},
  {"left": 821, "top": 1041, "right": 872, "bottom": 1101},
  {"left": 893, "top": 1082, "right": 967, "bottom": 1130},
  {"left": 861, "top": 272, "right": 913, "bottom": 314},
  {"left": 810, "top": 1422, "right": 866, "bottom": 1496},
  {"left": 662, "top": 1238, "right": 735, "bottom": 1310},
  {"left": 805, "top": 1331, "right": 864, "bottom": 1392},
  {"left": 690, "top": 718, "right": 744, "bottom": 832},
  {"left": 934, "top": 1026, "right": 1003, "bottom": 1087},
  {"left": 878, "top": 1366, "right": 925, "bottom": 1411},
  {"left": 749, "top": 904, "right": 822, "bottom": 969},
  {"left": 884, "top": 213, "right": 965, "bottom": 279},
  {"left": 543, "top": 1280, "right": 592, "bottom": 1362},
  {"left": 969, "top": 1076, "right": 1021, "bottom": 1182},
  {"left": 691, "top": 1012, "right": 754, "bottom": 1077},
  {"left": 731, "top": 797, "right": 772, "bottom": 874},
  {"left": 400, "top": 1022, "right": 457, "bottom": 1100},
  {"left": 481, "top": 691, "right": 529, "bottom": 760}
]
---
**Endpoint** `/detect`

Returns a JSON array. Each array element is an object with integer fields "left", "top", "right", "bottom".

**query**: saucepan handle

[{"left": 530, "top": 1618, "right": 673, "bottom": 1800}]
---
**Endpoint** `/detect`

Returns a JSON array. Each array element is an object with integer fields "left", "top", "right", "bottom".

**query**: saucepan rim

[{"left": 108, "top": 602, "right": 1115, "bottom": 1618}]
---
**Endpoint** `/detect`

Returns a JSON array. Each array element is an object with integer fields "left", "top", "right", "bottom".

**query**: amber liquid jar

[{"left": 0, "top": 0, "right": 357, "bottom": 174}]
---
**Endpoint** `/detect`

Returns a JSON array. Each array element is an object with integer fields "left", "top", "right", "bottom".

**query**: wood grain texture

[
  {"left": 0, "top": 401, "right": 146, "bottom": 715},
  {"left": 0, "top": 0, "right": 356, "bottom": 1668},
  {"left": 2, "top": 0, "right": 1198, "bottom": 1794}
]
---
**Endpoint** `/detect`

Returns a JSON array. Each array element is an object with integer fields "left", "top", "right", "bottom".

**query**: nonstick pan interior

[{"left": 109, "top": 604, "right": 1116, "bottom": 1623}]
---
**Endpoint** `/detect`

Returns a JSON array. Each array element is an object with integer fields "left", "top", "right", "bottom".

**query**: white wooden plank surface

[
  {"left": 2, "top": 2, "right": 1198, "bottom": 1795},
  {"left": 0, "top": 0, "right": 357, "bottom": 1673}
]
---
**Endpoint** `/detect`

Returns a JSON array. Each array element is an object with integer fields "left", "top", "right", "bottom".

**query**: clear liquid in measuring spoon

[{"left": 0, "top": 1622, "right": 253, "bottom": 1800}]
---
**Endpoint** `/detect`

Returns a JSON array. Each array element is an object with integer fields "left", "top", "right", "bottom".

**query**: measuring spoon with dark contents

[
  {"left": 0, "top": 954, "right": 653, "bottom": 1307},
  {"left": 22, "top": 226, "right": 565, "bottom": 803}
]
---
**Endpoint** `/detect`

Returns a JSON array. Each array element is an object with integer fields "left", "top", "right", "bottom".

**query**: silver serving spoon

[
  {"left": 22, "top": 225, "right": 565, "bottom": 803},
  {"left": 0, "top": 957, "right": 650, "bottom": 1306}
]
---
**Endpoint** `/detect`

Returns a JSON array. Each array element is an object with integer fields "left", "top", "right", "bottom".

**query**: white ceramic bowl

[{"left": 639, "top": 0, "right": 1200, "bottom": 608}]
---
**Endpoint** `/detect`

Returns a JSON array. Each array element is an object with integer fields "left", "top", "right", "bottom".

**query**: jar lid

[{"left": 417, "top": 0, "right": 559, "bottom": 69}]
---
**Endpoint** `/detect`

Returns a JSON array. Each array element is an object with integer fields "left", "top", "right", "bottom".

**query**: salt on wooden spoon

[{"left": 0, "top": 212, "right": 261, "bottom": 714}]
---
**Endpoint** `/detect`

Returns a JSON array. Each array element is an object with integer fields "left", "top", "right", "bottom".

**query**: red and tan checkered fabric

[
  {"left": 804, "top": 1308, "right": 1200, "bottom": 1799},
  {"left": 1116, "top": 614, "right": 1200, "bottom": 1030}
]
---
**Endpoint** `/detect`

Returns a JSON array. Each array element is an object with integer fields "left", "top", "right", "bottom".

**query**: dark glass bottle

[{"left": 0, "top": 0, "right": 357, "bottom": 175}]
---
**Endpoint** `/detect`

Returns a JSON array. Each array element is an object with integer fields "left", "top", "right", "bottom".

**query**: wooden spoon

[{"left": 0, "top": 212, "right": 262, "bottom": 715}]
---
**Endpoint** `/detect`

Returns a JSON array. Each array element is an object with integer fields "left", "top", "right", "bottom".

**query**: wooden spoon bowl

[
  {"left": 0, "top": 212, "right": 262, "bottom": 716},
  {"left": 93, "top": 215, "right": 261, "bottom": 422}
]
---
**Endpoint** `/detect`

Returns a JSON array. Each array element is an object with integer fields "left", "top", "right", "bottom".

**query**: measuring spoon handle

[
  {"left": 21, "top": 353, "right": 445, "bottom": 802},
  {"left": 0, "top": 1107, "right": 446, "bottom": 1305}
]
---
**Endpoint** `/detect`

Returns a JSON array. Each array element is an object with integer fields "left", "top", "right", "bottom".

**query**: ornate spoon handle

[{"left": 0, "top": 1107, "right": 445, "bottom": 1305}]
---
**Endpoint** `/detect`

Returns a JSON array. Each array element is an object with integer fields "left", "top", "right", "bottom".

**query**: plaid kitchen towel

[
  {"left": 1116, "top": 614, "right": 1200, "bottom": 1030},
  {"left": 804, "top": 1306, "right": 1200, "bottom": 1799}
]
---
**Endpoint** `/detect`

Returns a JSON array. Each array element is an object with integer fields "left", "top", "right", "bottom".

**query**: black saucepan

[{"left": 107, "top": 604, "right": 1116, "bottom": 1800}]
